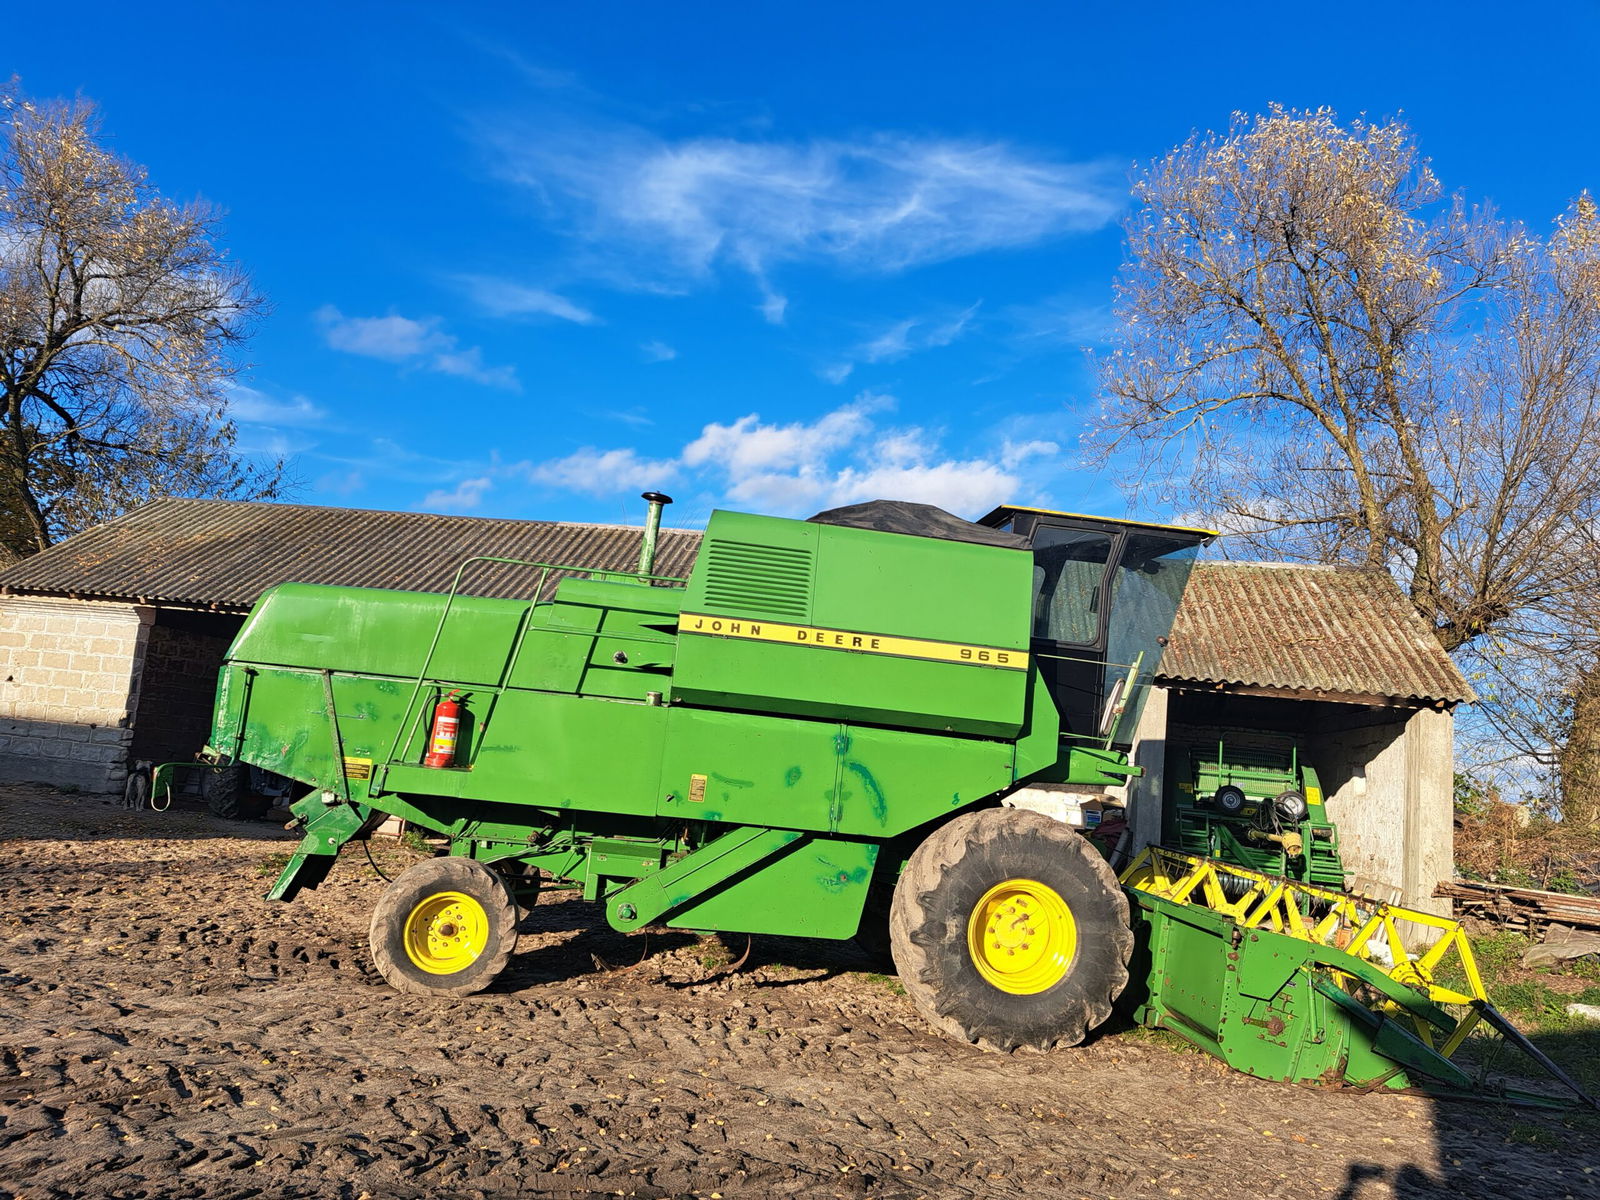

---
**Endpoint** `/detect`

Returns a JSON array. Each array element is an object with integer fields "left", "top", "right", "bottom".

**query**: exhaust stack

[{"left": 638, "top": 491, "right": 673, "bottom": 575}]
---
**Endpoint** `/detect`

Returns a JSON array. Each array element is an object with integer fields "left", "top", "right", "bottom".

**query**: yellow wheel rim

[
  {"left": 403, "top": 890, "right": 489, "bottom": 975},
  {"left": 966, "top": 877, "right": 1077, "bottom": 995}
]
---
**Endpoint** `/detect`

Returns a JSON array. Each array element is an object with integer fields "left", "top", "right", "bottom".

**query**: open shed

[{"left": 1121, "top": 561, "right": 1474, "bottom": 915}]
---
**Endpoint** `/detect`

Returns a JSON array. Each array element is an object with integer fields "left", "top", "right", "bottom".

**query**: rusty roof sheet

[
  {"left": 0, "top": 498, "right": 702, "bottom": 610},
  {"left": 1159, "top": 562, "right": 1473, "bottom": 706}
]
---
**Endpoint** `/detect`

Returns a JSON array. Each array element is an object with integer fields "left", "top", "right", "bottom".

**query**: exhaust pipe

[{"left": 638, "top": 492, "right": 673, "bottom": 575}]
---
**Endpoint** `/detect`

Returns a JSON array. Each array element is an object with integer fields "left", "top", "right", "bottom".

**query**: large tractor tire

[
  {"left": 889, "top": 807, "right": 1133, "bottom": 1052},
  {"left": 370, "top": 857, "right": 519, "bottom": 997},
  {"left": 202, "top": 764, "right": 268, "bottom": 820}
]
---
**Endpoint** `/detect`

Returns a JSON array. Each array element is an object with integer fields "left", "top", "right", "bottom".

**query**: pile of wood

[{"left": 1435, "top": 878, "right": 1600, "bottom": 934}]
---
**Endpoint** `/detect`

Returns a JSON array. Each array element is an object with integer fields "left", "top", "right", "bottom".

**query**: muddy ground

[{"left": 1, "top": 784, "right": 1596, "bottom": 1200}]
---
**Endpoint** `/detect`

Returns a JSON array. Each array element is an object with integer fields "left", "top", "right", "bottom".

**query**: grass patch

[
  {"left": 694, "top": 934, "right": 732, "bottom": 970},
  {"left": 1430, "top": 927, "right": 1600, "bottom": 1105},
  {"left": 865, "top": 972, "right": 906, "bottom": 997},
  {"left": 254, "top": 851, "right": 292, "bottom": 878}
]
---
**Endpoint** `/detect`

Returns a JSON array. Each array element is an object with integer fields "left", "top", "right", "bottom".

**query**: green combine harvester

[{"left": 158, "top": 495, "right": 1595, "bottom": 1107}]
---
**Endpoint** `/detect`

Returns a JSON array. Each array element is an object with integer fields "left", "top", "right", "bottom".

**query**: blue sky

[{"left": 11, "top": 2, "right": 1598, "bottom": 529}]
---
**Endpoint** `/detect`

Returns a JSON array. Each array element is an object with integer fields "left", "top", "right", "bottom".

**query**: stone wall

[{"left": 0, "top": 597, "right": 151, "bottom": 793}]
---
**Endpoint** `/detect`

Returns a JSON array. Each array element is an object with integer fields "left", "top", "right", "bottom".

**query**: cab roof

[{"left": 978, "top": 504, "right": 1218, "bottom": 541}]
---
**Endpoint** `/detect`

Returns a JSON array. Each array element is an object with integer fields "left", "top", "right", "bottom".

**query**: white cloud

[
  {"left": 527, "top": 392, "right": 1040, "bottom": 518},
  {"left": 432, "top": 346, "right": 520, "bottom": 389},
  {"left": 424, "top": 476, "right": 494, "bottom": 512},
  {"left": 758, "top": 290, "right": 788, "bottom": 325},
  {"left": 226, "top": 384, "right": 328, "bottom": 428},
  {"left": 1001, "top": 438, "right": 1060, "bottom": 468},
  {"left": 316, "top": 307, "right": 447, "bottom": 359},
  {"left": 861, "top": 319, "right": 916, "bottom": 364},
  {"left": 528, "top": 447, "right": 678, "bottom": 496},
  {"left": 316, "top": 305, "right": 519, "bottom": 390},
  {"left": 681, "top": 395, "right": 886, "bottom": 478},
  {"left": 490, "top": 122, "right": 1121, "bottom": 300},
  {"left": 640, "top": 340, "right": 677, "bottom": 363},
  {"left": 457, "top": 275, "right": 598, "bottom": 324}
]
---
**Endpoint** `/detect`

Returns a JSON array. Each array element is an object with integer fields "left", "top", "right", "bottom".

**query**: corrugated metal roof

[
  {"left": 1159, "top": 562, "right": 1474, "bottom": 706},
  {"left": 0, "top": 498, "right": 702, "bottom": 610},
  {"left": 0, "top": 502, "right": 1471, "bottom": 706}
]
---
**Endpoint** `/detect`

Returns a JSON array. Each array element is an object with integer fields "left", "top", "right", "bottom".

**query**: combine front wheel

[
  {"left": 889, "top": 808, "right": 1132, "bottom": 1051},
  {"left": 370, "top": 858, "right": 518, "bottom": 997}
]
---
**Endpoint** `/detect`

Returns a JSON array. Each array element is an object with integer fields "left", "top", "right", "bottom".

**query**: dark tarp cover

[{"left": 806, "top": 500, "right": 1029, "bottom": 550}]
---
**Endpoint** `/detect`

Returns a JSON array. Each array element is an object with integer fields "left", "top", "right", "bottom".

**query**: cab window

[{"left": 1031, "top": 528, "right": 1112, "bottom": 644}]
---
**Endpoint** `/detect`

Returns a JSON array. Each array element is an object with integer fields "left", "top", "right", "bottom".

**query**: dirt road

[{"left": 1, "top": 785, "right": 1595, "bottom": 1199}]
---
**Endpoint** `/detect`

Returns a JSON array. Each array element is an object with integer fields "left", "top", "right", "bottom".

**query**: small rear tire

[
  {"left": 370, "top": 857, "right": 519, "bottom": 997},
  {"left": 203, "top": 764, "right": 268, "bottom": 820},
  {"left": 890, "top": 807, "right": 1132, "bottom": 1052}
]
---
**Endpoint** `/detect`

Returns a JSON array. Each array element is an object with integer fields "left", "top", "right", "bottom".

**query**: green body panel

[
  {"left": 205, "top": 506, "right": 1184, "bottom": 940},
  {"left": 1128, "top": 889, "right": 1465, "bottom": 1090},
  {"left": 674, "top": 512, "right": 1032, "bottom": 736},
  {"left": 665, "top": 836, "right": 879, "bottom": 938}
]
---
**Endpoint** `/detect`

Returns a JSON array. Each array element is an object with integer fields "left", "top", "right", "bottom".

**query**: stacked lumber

[{"left": 1435, "top": 879, "right": 1600, "bottom": 933}]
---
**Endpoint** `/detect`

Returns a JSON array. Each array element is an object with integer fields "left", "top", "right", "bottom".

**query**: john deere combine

[{"left": 166, "top": 494, "right": 1595, "bottom": 1107}]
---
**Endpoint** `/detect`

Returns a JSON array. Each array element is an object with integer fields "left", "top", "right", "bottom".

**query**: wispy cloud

[
  {"left": 486, "top": 117, "right": 1121, "bottom": 308},
  {"left": 423, "top": 476, "right": 494, "bottom": 512},
  {"left": 527, "top": 392, "right": 1055, "bottom": 518},
  {"left": 640, "top": 339, "right": 677, "bottom": 362},
  {"left": 226, "top": 384, "right": 328, "bottom": 428},
  {"left": 823, "top": 302, "right": 982, "bottom": 382},
  {"left": 456, "top": 275, "right": 598, "bottom": 324},
  {"left": 315, "top": 305, "right": 520, "bottom": 390},
  {"left": 1005, "top": 293, "right": 1118, "bottom": 350}
]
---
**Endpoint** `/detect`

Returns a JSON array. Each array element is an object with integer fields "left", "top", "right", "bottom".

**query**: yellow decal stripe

[{"left": 679, "top": 612, "right": 1028, "bottom": 670}]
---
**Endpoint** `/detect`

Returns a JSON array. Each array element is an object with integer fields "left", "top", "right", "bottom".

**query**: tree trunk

[{"left": 1557, "top": 663, "right": 1600, "bottom": 832}]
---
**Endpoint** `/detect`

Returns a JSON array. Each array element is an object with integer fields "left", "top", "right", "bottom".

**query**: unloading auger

[{"left": 1121, "top": 846, "right": 1600, "bottom": 1110}]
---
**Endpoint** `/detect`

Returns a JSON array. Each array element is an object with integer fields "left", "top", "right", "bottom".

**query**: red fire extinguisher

[{"left": 423, "top": 690, "right": 463, "bottom": 768}]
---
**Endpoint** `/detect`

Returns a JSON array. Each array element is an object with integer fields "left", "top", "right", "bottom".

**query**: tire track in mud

[{"left": 2, "top": 788, "right": 1595, "bottom": 1200}]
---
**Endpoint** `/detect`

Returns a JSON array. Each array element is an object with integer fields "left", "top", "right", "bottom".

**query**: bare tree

[
  {"left": 1094, "top": 106, "right": 1600, "bottom": 816},
  {"left": 0, "top": 83, "right": 282, "bottom": 558}
]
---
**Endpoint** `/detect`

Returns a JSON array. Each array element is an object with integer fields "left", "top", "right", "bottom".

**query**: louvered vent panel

[{"left": 701, "top": 540, "right": 812, "bottom": 618}]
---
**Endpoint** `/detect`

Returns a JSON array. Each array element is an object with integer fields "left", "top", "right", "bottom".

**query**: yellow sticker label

[
  {"left": 678, "top": 612, "right": 1028, "bottom": 670},
  {"left": 688, "top": 773, "right": 707, "bottom": 803},
  {"left": 342, "top": 756, "right": 373, "bottom": 781},
  {"left": 1304, "top": 786, "right": 1322, "bottom": 805}
]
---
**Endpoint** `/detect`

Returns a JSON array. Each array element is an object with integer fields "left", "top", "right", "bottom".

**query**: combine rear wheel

[
  {"left": 889, "top": 808, "right": 1132, "bottom": 1051},
  {"left": 203, "top": 764, "right": 268, "bottom": 820},
  {"left": 370, "top": 858, "right": 519, "bottom": 997}
]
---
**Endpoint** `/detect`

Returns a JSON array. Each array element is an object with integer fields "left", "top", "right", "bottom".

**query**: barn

[{"left": 0, "top": 499, "right": 1471, "bottom": 913}]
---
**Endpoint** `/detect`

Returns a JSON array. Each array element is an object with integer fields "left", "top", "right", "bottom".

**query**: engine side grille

[{"left": 700, "top": 540, "right": 813, "bottom": 619}]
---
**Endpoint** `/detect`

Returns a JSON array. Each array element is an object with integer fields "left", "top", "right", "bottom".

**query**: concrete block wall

[
  {"left": 0, "top": 596, "right": 152, "bottom": 793},
  {"left": 129, "top": 619, "right": 238, "bottom": 764}
]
